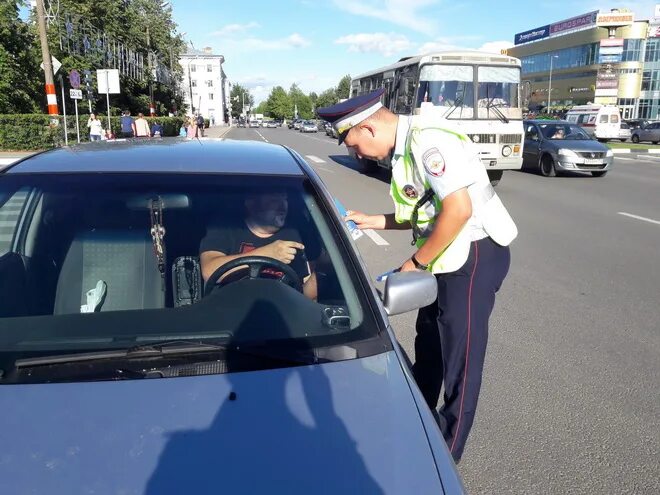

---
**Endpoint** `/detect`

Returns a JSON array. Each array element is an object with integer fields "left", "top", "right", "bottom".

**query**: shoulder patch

[{"left": 422, "top": 148, "right": 446, "bottom": 177}]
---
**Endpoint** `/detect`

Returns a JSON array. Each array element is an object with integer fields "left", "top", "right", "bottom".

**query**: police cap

[{"left": 317, "top": 88, "right": 384, "bottom": 144}]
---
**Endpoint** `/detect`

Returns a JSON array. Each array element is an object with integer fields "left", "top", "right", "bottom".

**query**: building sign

[
  {"left": 514, "top": 25, "right": 551, "bottom": 45},
  {"left": 550, "top": 11, "right": 598, "bottom": 36},
  {"left": 656, "top": 4, "right": 660, "bottom": 18},
  {"left": 596, "top": 79, "right": 618, "bottom": 89},
  {"left": 649, "top": 24, "right": 660, "bottom": 38},
  {"left": 595, "top": 69, "right": 618, "bottom": 97},
  {"left": 600, "top": 38, "right": 624, "bottom": 47},
  {"left": 598, "top": 38, "right": 623, "bottom": 63},
  {"left": 596, "top": 12, "right": 635, "bottom": 27}
]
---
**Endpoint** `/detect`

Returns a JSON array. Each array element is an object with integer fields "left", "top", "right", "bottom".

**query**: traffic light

[{"left": 84, "top": 70, "right": 94, "bottom": 102}]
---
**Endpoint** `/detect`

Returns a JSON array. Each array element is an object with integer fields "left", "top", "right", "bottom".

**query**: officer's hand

[
  {"left": 345, "top": 210, "right": 386, "bottom": 230},
  {"left": 399, "top": 259, "right": 418, "bottom": 272},
  {"left": 258, "top": 240, "right": 304, "bottom": 264}
]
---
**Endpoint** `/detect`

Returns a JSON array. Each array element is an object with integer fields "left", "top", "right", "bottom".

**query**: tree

[
  {"left": 289, "top": 83, "right": 313, "bottom": 119},
  {"left": 229, "top": 83, "right": 254, "bottom": 118},
  {"left": 253, "top": 101, "right": 268, "bottom": 115},
  {"left": 336, "top": 74, "right": 352, "bottom": 100},
  {"left": 315, "top": 88, "right": 338, "bottom": 111},
  {"left": 265, "top": 86, "right": 291, "bottom": 120},
  {"left": 0, "top": 0, "right": 41, "bottom": 113}
]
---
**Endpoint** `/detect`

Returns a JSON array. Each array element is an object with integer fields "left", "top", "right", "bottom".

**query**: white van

[{"left": 565, "top": 104, "right": 621, "bottom": 141}]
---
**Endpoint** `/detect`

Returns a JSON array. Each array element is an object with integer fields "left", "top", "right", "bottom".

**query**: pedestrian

[
  {"left": 135, "top": 113, "right": 150, "bottom": 138},
  {"left": 318, "top": 89, "right": 518, "bottom": 463},
  {"left": 179, "top": 122, "right": 187, "bottom": 137},
  {"left": 120, "top": 110, "right": 136, "bottom": 138},
  {"left": 151, "top": 120, "right": 164, "bottom": 138},
  {"left": 87, "top": 113, "right": 104, "bottom": 142},
  {"left": 196, "top": 113, "right": 205, "bottom": 137},
  {"left": 187, "top": 116, "right": 197, "bottom": 138}
]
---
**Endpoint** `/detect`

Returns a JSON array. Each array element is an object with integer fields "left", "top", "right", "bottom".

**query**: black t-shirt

[{"left": 200, "top": 222, "right": 315, "bottom": 280}]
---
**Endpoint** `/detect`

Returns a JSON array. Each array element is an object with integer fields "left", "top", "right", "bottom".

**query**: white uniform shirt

[{"left": 393, "top": 116, "right": 489, "bottom": 242}]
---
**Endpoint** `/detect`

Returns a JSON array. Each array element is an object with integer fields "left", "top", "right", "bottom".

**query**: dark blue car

[{"left": 0, "top": 140, "right": 464, "bottom": 494}]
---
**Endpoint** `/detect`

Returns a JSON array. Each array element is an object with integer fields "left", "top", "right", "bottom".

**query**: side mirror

[{"left": 381, "top": 271, "right": 437, "bottom": 316}]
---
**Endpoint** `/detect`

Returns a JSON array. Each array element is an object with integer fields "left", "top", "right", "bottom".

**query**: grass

[{"left": 607, "top": 142, "right": 660, "bottom": 150}]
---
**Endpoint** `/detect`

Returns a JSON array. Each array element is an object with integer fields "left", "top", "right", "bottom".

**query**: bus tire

[{"left": 487, "top": 170, "right": 503, "bottom": 187}]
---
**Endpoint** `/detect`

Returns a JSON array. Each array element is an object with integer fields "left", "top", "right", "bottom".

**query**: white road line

[
  {"left": 614, "top": 156, "right": 637, "bottom": 161},
  {"left": 618, "top": 212, "right": 660, "bottom": 226},
  {"left": 305, "top": 155, "right": 326, "bottom": 163},
  {"left": 255, "top": 130, "right": 269, "bottom": 143},
  {"left": 363, "top": 229, "right": 390, "bottom": 246}
]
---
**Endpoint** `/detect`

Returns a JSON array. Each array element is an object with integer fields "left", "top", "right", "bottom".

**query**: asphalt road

[{"left": 226, "top": 125, "right": 659, "bottom": 495}]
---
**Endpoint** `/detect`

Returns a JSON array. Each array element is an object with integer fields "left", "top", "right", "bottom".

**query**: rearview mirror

[{"left": 382, "top": 271, "right": 437, "bottom": 316}]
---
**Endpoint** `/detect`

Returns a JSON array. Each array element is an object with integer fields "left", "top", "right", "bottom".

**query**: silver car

[
  {"left": 631, "top": 122, "right": 660, "bottom": 144},
  {"left": 300, "top": 120, "right": 318, "bottom": 133},
  {"left": 523, "top": 120, "right": 614, "bottom": 177}
]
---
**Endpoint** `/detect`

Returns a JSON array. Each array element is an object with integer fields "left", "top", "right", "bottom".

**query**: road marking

[
  {"left": 363, "top": 229, "right": 390, "bottom": 246},
  {"left": 305, "top": 155, "right": 325, "bottom": 163},
  {"left": 610, "top": 149, "right": 631, "bottom": 154},
  {"left": 618, "top": 212, "right": 660, "bottom": 226},
  {"left": 300, "top": 133, "right": 338, "bottom": 146},
  {"left": 614, "top": 156, "right": 636, "bottom": 161},
  {"left": 255, "top": 130, "right": 269, "bottom": 143}
]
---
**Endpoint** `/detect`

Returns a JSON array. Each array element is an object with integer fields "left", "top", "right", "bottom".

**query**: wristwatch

[{"left": 411, "top": 254, "right": 429, "bottom": 271}]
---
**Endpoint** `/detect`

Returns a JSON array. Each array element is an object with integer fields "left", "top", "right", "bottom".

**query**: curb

[{"left": 611, "top": 148, "right": 660, "bottom": 154}]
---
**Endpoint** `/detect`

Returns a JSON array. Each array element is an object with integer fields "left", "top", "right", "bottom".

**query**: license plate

[{"left": 583, "top": 158, "right": 602, "bottom": 164}]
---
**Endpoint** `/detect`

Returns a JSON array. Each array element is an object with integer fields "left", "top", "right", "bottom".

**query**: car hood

[
  {"left": 544, "top": 139, "right": 608, "bottom": 152},
  {"left": 0, "top": 351, "right": 445, "bottom": 494}
]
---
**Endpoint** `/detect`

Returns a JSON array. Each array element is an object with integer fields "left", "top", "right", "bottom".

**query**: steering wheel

[{"left": 204, "top": 255, "right": 303, "bottom": 296}]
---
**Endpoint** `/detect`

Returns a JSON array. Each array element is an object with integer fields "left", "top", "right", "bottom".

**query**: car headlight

[
  {"left": 501, "top": 145, "right": 512, "bottom": 157},
  {"left": 558, "top": 148, "right": 579, "bottom": 159},
  {"left": 606, "top": 149, "right": 613, "bottom": 157}
]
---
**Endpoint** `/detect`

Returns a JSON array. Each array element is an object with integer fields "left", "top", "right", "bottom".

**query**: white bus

[{"left": 350, "top": 51, "right": 525, "bottom": 184}]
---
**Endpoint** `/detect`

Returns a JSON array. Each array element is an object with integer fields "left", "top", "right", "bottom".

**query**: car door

[
  {"left": 523, "top": 124, "right": 541, "bottom": 167},
  {"left": 650, "top": 123, "right": 660, "bottom": 142}
]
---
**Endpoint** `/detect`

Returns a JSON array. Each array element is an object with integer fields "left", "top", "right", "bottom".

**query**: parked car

[
  {"left": 249, "top": 120, "right": 260, "bottom": 128},
  {"left": 288, "top": 119, "right": 300, "bottom": 129},
  {"left": 266, "top": 121, "right": 279, "bottom": 128},
  {"left": 325, "top": 122, "right": 334, "bottom": 136},
  {"left": 523, "top": 120, "right": 613, "bottom": 177},
  {"left": 300, "top": 120, "right": 318, "bottom": 133},
  {"left": 618, "top": 122, "right": 632, "bottom": 142},
  {"left": 624, "top": 119, "right": 650, "bottom": 130},
  {"left": 631, "top": 121, "right": 660, "bottom": 144},
  {"left": 0, "top": 140, "right": 464, "bottom": 494},
  {"left": 293, "top": 119, "right": 304, "bottom": 130}
]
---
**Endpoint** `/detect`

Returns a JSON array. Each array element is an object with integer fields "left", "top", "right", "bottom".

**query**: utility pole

[
  {"left": 146, "top": 25, "right": 155, "bottom": 116},
  {"left": 35, "top": 0, "right": 58, "bottom": 117}
]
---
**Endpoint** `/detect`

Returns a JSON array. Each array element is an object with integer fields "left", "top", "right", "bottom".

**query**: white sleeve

[{"left": 411, "top": 129, "right": 478, "bottom": 200}]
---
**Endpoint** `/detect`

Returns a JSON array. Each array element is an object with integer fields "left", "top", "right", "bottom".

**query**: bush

[{"left": 0, "top": 114, "right": 186, "bottom": 151}]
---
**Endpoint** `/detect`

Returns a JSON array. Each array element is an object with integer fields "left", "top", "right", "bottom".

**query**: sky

[{"left": 172, "top": 1, "right": 658, "bottom": 103}]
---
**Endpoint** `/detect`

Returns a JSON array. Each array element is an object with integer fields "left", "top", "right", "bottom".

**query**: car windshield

[
  {"left": 539, "top": 123, "right": 591, "bottom": 140},
  {"left": 0, "top": 173, "right": 381, "bottom": 381}
]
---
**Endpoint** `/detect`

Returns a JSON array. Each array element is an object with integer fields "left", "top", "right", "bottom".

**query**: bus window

[
  {"left": 394, "top": 64, "right": 419, "bottom": 115},
  {"left": 417, "top": 65, "right": 474, "bottom": 119},
  {"left": 599, "top": 114, "right": 608, "bottom": 123},
  {"left": 477, "top": 66, "right": 521, "bottom": 120},
  {"left": 610, "top": 114, "right": 619, "bottom": 123}
]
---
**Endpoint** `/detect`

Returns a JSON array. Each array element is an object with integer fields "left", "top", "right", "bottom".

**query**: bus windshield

[
  {"left": 477, "top": 66, "right": 521, "bottom": 120},
  {"left": 417, "top": 65, "right": 475, "bottom": 119}
]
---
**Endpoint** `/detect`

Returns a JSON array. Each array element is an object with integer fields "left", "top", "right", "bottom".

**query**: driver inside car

[{"left": 200, "top": 192, "right": 318, "bottom": 300}]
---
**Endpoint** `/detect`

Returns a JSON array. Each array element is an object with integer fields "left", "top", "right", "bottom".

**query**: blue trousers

[{"left": 412, "top": 237, "right": 510, "bottom": 462}]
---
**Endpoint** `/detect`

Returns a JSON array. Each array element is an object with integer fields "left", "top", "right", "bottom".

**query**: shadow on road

[
  {"left": 516, "top": 168, "right": 599, "bottom": 179},
  {"left": 328, "top": 155, "right": 391, "bottom": 183}
]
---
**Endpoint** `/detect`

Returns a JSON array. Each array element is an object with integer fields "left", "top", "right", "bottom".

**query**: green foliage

[
  {"left": 316, "top": 88, "right": 338, "bottom": 111},
  {"left": 229, "top": 84, "right": 254, "bottom": 118},
  {"left": 289, "top": 84, "right": 313, "bottom": 119},
  {"left": 0, "top": 0, "right": 41, "bottom": 113},
  {"left": 336, "top": 75, "right": 352, "bottom": 100},
  {"left": 264, "top": 86, "right": 291, "bottom": 120},
  {"left": 0, "top": 114, "right": 185, "bottom": 150}
]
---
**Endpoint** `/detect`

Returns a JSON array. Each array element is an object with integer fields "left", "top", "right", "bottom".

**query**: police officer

[{"left": 318, "top": 88, "right": 517, "bottom": 463}]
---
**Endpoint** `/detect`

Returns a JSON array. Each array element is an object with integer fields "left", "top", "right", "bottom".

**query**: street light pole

[{"left": 547, "top": 55, "right": 558, "bottom": 114}]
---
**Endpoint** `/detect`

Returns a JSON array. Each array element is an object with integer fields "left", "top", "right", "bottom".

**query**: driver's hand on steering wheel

[{"left": 257, "top": 240, "right": 304, "bottom": 264}]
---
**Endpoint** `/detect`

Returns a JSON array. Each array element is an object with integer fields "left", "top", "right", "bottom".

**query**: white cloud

[
  {"left": 237, "top": 33, "right": 311, "bottom": 51},
  {"left": 478, "top": 40, "right": 514, "bottom": 54},
  {"left": 418, "top": 38, "right": 469, "bottom": 54},
  {"left": 334, "top": 33, "right": 414, "bottom": 57},
  {"left": 210, "top": 22, "right": 260, "bottom": 37},
  {"left": 333, "top": 0, "right": 440, "bottom": 35}
]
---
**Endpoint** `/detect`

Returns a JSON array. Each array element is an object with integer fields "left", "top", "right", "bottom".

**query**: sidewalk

[
  {"left": 201, "top": 125, "right": 233, "bottom": 139},
  {"left": 0, "top": 151, "right": 37, "bottom": 168}
]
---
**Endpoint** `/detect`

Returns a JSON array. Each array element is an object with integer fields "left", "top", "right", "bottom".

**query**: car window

[
  {"left": 599, "top": 114, "right": 608, "bottom": 123},
  {"left": 0, "top": 186, "right": 31, "bottom": 256},
  {"left": 525, "top": 125, "right": 539, "bottom": 140},
  {"left": 0, "top": 173, "right": 381, "bottom": 378},
  {"left": 610, "top": 114, "right": 619, "bottom": 123}
]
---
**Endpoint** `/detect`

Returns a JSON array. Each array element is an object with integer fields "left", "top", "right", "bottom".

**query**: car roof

[{"left": 4, "top": 139, "right": 305, "bottom": 176}]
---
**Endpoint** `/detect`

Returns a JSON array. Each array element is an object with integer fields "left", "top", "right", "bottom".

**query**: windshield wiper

[
  {"left": 14, "top": 340, "right": 228, "bottom": 368},
  {"left": 13, "top": 340, "right": 325, "bottom": 369},
  {"left": 484, "top": 85, "right": 509, "bottom": 123}
]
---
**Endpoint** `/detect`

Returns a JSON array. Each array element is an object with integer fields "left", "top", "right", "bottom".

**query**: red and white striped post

[
  {"left": 45, "top": 83, "right": 59, "bottom": 116},
  {"left": 35, "top": 0, "right": 59, "bottom": 117}
]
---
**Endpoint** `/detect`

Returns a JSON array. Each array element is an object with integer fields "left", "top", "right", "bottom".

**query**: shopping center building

[{"left": 507, "top": 7, "right": 660, "bottom": 120}]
